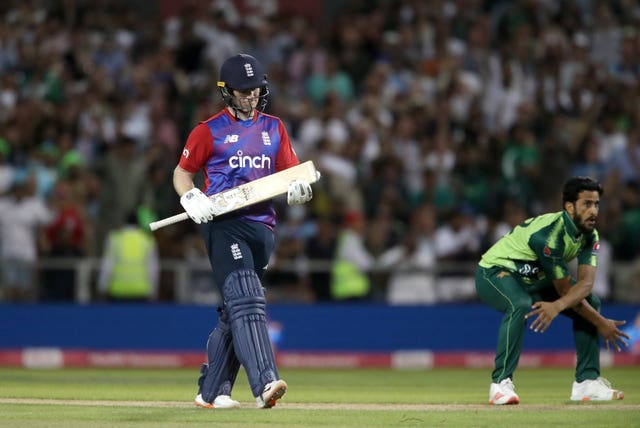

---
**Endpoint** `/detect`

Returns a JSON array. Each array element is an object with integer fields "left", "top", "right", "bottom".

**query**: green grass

[{"left": 0, "top": 367, "right": 639, "bottom": 427}]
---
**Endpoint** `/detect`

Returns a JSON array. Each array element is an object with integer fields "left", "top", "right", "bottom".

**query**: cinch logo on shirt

[{"left": 228, "top": 150, "right": 271, "bottom": 169}]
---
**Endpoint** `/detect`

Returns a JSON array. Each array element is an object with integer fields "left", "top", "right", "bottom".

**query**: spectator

[
  {"left": 381, "top": 203, "right": 438, "bottom": 304},
  {"left": 331, "top": 211, "right": 374, "bottom": 301},
  {"left": 365, "top": 204, "right": 404, "bottom": 301},
  {"left": 40, "top": 180, "right": 90, "bottom": 301},
  {"left": 570, "top": 134, "right": 609, "bottom": 184},
  {"left": 362, "top": 154, "right": 411, "bottom": 220},
  {"left": 0, "top": 138, "right": 14, "bottom": 195},
  {"left": 498, "top": 124, "right": 541, "bottom": 210},
  {"left": 612, "top": 180, "right": 640, "bottom": 261},
  {"left": 434, "top": 205, "right": 482, "bottom": 263},
  {"left": 434, "top": 205, "right": 482, "bottom": 302},
  {"left": 306, "top": 55, "right": 355, "bottom": 107},
  {"left": 304, "top": 214, "right": 338, "bottom": 302},
  {"left": 97, "top": 211, "right": 159, "bottom": 302},
  {"left": 0, "top": 173, "right": 53, "bottom": 301},
  {"left": 287, "top": 29, "right": 327, "bottom": 98},
  {"left": 94, "top": 135, "right": 149, "bottom": 247},
  {"left": 607, "top": 127, "right": 640, "bottom": 186}
]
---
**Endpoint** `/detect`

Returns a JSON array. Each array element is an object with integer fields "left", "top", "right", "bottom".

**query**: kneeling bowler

[{"left": 475, "top": 177, "right": 629, "bottom": 404}]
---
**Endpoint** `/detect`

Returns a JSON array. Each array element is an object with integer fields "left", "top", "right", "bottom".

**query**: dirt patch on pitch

[{"left": 0, "top": 398, "right": 635, "bottom": 411}]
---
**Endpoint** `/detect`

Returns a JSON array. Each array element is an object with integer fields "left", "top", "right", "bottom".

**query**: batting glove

[
  {"left": 287, "top": 179, "right": 313, "bottom": 205},
  {"left": 180, "top": 188, "right": 216, "bottom": 224}
]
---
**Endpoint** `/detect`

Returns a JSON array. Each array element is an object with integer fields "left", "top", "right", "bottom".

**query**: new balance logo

[
  {"left": 224, "top": 134, "right": 239, "bottom": 144},
  {"left": 230, "top": 243, "right": 243, "bottom": 260}
]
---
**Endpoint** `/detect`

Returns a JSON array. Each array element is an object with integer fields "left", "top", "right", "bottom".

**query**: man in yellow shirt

[{"left": 98, "top": 211, "right": 159, "bottom": 302}]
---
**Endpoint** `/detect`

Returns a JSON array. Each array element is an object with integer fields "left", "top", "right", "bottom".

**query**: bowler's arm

[
  {"left": 551, "top": 264, "right": 595, "bottom": 313},
  {"left": 525, "top": 264, "right": 596, "bottom": 332},
  {"left": 545, "top": 265, "right": 629, "bottom": 351},
  {"left": 553, "top": 265, "right": 616, "bottom": 329}
]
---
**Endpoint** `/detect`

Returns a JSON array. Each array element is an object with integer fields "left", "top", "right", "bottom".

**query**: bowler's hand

[
  {"left": 525, "top": 301, "right": 561, "bottom": 333},
  {"left": 598, "top": 318, "right": 629, "bottom": 352}
]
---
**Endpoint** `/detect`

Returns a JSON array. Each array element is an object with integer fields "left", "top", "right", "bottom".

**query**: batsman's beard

[{"left": 232, "top": 95, "right": 260, "bottom": 116}]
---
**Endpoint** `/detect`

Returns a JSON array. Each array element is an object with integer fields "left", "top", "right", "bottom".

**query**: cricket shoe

[
  {"left": 489, "top": 378, "right": 520, "bottom": 405},
  {"left": 570, "top": 377, "right": 624, "bottom": 401},
  {"left": 195, "top": 394, "right": 241, "bottom": 409},
  {"left": 256, "top": 379, "right": 287, "bottom": 408}
]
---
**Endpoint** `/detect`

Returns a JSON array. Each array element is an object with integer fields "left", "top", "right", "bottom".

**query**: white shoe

[
  {"left": 489, "top": 378, "right": 520, "bottom": 405},
  {"left": 195, "top": 394, "right": 213, "bottom": 409},
  {"left": 195, "top": 393, "right": 240, "bottom": 409},
  {"left": 570, "top": 377, "right": 624, "bottom": 401},
  {"left": 256, "top": 379, "right": 287, "bottom": 408},
  {"left": 213, "top": 394, "right": 241, "bottom": 408}
]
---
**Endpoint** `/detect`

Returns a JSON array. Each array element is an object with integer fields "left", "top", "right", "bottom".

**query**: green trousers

[{"left": 475, "top": 266, "right": 601, "bottom": 383}]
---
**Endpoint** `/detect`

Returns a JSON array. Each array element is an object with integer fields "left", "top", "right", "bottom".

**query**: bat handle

[{"left": 149, "top": 212, "right": 190, "bottom": 231}]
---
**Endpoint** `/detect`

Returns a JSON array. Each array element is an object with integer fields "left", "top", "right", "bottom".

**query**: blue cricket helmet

[
  {"left": 217, "top": 54, "right": 269, "bottom": 112},
  {"left": 217, "top": 54, "right": 268, "bottom": 90}
]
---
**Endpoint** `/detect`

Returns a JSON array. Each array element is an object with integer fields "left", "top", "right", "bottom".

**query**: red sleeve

[
  {"left": 275, "top": 119, "right": 300, "bottom": 172},
  {"left": 178, "top": 123, "right": 213, "bottom": 173}
]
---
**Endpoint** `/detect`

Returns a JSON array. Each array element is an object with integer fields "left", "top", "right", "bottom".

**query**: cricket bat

[{"left": 149, "top": 160, "right": 319, "bottom": 231}]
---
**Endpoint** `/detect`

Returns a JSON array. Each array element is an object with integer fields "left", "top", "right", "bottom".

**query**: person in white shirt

[
  {"left": 381, "top": 203, "right": 438, "bottom": 304},
  {"left": 0, "top": 174, "right": 53, "bottom": 301}
]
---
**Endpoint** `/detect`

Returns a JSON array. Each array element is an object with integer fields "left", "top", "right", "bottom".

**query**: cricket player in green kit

[{"left": 475, "top": 177, "right": 629, "bottom": 404}]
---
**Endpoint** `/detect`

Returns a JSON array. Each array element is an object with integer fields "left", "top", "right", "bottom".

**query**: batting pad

[
  {"left": 198, "top": 309, "right": 241, "bottom": 403},
  {"left": 223, "top": 268, "right": 279, "bottom": 397}
]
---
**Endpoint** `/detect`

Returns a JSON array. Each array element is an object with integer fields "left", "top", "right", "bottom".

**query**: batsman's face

[
  {"left": 569, "top": 190, "right": 600, "bottom": 234},
  {"left": 233, "top": 88, "right": 260, "bottom": 113}
]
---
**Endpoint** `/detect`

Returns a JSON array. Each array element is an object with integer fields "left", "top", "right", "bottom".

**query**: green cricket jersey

[{"left": 479, "top": 211, "right": 599, "bottom": 288}]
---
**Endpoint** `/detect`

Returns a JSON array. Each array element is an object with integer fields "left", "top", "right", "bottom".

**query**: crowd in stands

[{"left": 0, "top": 0, "right": 639, "bottom": 303}]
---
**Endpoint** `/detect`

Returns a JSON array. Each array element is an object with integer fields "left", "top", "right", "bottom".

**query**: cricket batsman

[{"left": 173, "top": 53, "right": 315, "bottom": 409}]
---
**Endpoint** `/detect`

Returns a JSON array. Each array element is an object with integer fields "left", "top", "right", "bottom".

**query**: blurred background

[{"left": 0, "top": 0, "right": 639, "bottom": 367}]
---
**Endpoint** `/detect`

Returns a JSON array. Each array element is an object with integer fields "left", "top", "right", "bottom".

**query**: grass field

[{"left": 1, "top": 367, "right": 639, "bottom": 427}]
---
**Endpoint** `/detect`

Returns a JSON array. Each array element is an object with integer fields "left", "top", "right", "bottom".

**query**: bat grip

[{"left": 149, "top": 212, "right": 189, "bottom": 231}]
